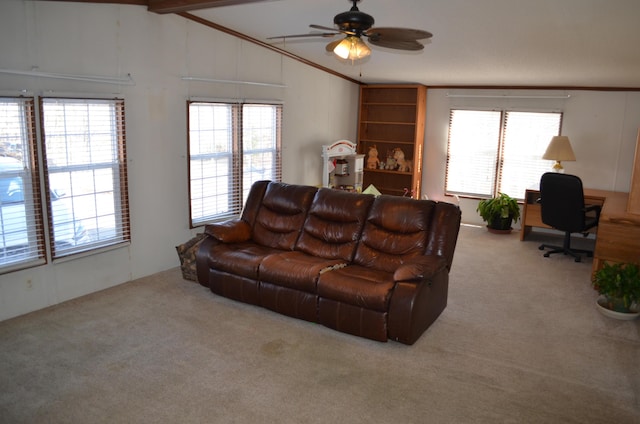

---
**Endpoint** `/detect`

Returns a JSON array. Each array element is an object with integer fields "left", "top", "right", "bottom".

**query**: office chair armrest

[{"left": 584, "top": 204, "right": 602, "bottom": 220}]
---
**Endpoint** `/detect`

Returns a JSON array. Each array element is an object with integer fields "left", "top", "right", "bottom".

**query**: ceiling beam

[
  {"left": 37, "top": 0, "right": 273, "bottom": 14},
  {"left": 147, "top": 0, "right": 273, "bottom": 14},
  {"left": 177, "top": 12, "right": 362, "bottom": 85},
  {"left": 37, "top": 0, "right": 148, "bottom": 5}
]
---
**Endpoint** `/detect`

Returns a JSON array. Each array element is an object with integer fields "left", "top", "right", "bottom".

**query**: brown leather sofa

[{"left": 195, "top": 180, "right": 461, "bottom": 345}]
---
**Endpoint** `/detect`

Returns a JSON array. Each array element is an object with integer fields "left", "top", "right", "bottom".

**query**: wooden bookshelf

[{"left": 357, "top": 84, "right": 426, "bottom": 198}]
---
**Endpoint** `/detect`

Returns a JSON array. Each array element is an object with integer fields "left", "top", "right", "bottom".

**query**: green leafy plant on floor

[
  {"left": 476, "top": 192, "right": 521, "bottom": 231},
  {"left": 592, "top": 262, "right": 640, "bottom": 313}
]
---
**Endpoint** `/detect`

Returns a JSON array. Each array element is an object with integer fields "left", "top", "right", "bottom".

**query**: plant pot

[
  {"left": 487, "top": 217, "right": 513, "bottom": 233},
  {"left": 596, "top": 295, "right": 640, "bottom": 320},
  {"left": 486, "top": 226, "right": 513, "bottom": 234}
]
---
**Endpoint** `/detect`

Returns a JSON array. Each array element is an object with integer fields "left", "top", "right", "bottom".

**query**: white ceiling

[{"left": 189, "top": 0, "right": 640, "bottom": 88}]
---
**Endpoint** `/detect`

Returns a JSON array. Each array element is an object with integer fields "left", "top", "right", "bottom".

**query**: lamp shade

[
  {"left": 543, "top": 136, "right": 576, "bottom": 161},
  {"left": 333, "top": 36, "right": 371, "bottom": 60}
]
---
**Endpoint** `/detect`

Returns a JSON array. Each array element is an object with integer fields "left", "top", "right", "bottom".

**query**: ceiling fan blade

[
  {"left": 367, "top": 38, "right": 425, "bottom": 51},
  {"left": 310, "top": 24, "right": 337, "bottom": 32},
  {"left": 365, "top": 27, "right": 433, "bottom": 41},
  {"left": 267, "top": 32, "right": 337, "bottom": 40},
  {"left": 310, "top": 24, "right": 356, "bottom": 36},
  {"left": 325, "top": 39, "right": 342, "bottom": 52}
]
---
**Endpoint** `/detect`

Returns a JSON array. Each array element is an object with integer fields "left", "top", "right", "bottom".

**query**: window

[
  {"left": 0, "top": 96, "right": 130, "bottom": 272},
  {"left": 41, "top": 98, "right": 130, "bottom": 258},
  {"left": 188, "top": 101, "right": 282, "bottom": 227},
  {"left": 445, "top": 109, "right": 562, "bottom": 199},
  {"left": 0, "top": 98, "right": 44, "bottom": 268}
]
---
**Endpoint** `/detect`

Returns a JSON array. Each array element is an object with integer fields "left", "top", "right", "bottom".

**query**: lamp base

[{"left": 551, "top": 161, "right": 565, "bottom": 173}]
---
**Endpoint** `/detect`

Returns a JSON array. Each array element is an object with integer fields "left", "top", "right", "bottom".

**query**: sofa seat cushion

[
  {"left": 259, "top": 251, "right": 347, "bottom": 292},
  {"left": 209, "top": 242, "right": 284, "bottom": 280},
  {"left": 317, "top": 265, "right": 395, "bottom": 312}
]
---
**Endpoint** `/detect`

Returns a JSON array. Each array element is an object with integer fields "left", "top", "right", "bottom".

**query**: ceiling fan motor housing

[{"left": 334, "top": 8, "right": 374, "bottom": 34}]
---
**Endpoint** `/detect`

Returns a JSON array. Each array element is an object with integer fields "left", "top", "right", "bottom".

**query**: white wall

[
  {"left": 422, "top": 88, "right": 640, "bottom": 226},
  {"left": 0, "top": 1, "right": 358, "bottom": 321},
  {"left": 2, "top": 1, "right": 639, "bottom": 321}
]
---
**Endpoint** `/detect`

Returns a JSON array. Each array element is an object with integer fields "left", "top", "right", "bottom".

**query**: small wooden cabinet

[
  {"left": 357, "top": 84, "right": 426, "bottom": 198},
  {"left": 627, "top": 129, "right": 640, "bottom": 214}
]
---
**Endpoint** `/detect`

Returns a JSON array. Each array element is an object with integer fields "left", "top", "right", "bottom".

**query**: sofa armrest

[
  {"left": 204, "top": 219, "right": 251, "bottom": 243},
  {"left": 393, "top": 256, "right": 447, "bottom": 283}
]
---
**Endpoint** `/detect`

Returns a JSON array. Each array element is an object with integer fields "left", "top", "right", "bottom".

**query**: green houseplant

[
  {"left": 476, "top": 192, "right": 521, "bottom": 232},
  {"left": 592, "top": 262, "right": 640, "bottom": 317}
]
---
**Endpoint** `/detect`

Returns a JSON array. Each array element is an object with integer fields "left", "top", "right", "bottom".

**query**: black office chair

[{"left": 538, "top": 172, "right": 601, "bottom": 262}]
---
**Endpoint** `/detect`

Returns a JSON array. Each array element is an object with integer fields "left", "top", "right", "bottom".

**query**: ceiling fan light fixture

[{"left": 333, "top": 35, "right": 371, "bottom": 60}]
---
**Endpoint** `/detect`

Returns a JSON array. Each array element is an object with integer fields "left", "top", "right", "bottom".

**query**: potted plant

[
  {"left": 476, "top": 192, "right": 521, "bottom": 233},
  {"left": 592, "top": 262, "right": 640, "bottom": 319}
]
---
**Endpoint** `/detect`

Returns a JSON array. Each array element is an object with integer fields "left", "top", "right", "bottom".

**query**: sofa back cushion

[
  {"left": 296, "top": 189, "right": 374, "bottom": 261},
  {"left": 353, "top": 195, "right": 434, "bottom": 273},
  {"left": 251, "top": 182, "right": 318, "bottom": 250},
  {"left": 240, "top": 180, "right": 270, "bottom": 227}
]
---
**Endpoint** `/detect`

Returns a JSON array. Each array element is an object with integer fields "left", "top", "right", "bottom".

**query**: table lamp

[{"left": 543, "top": 135, "right": 576, "bottom": 172}]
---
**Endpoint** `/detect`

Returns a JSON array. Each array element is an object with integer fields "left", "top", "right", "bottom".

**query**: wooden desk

[
  {"left": 593, "top": 191, "right": 640, "bottom": 273},
  {"left": 520, "top": 187, "right": 640, "bottom": 276},
  {"left": 520, "top": 188, "right": 611, "bottom": 241}
]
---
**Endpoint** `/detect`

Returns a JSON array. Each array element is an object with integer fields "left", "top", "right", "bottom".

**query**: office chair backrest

[{"left": 539, "top": 172, "right": 586, "bottom": 233}]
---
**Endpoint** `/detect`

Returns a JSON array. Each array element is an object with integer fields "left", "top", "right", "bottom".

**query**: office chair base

[
  {"left": 539, "top": 231, "right": 594, "bottom": 262},
  {"left": 538, "top": 244, "right": 593, "bottom": 262}
]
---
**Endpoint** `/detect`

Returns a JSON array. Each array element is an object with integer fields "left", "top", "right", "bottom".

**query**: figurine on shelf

[
  {"left": 366, "top": 145, "right": 380, "bottom": 169},
  {"left": 385, "top": 157, "right": 397, "bottom": 170},
  {"left": 384, "top": 149, "right": 395, "bottom": 170},
  {"left": 402, "top": 187, "right": 416, "bottom": 197},
  {"left": 394, "top": 148, "right": 412, "bottom": 172}
]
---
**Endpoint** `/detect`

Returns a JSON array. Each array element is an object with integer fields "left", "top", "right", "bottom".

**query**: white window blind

[
  {"left": 446, "top": 109, "right": 562, "bottom": 199},
  {"left": 188, "top": 101, "right": 282, "bottom": 227},
  {"left": 499, "top": 111, "right": 563, "bottom": 197},
  {"left": 41, "top": 98, "right": 130, "bottom": 258},
  {"left": 446, "top": 110, "right": 502, "bottom": 197},
  {"left": 241, "top": 104, "right": 282, "bottom": 203},
  {"left": 0, "top": 98, "right": 45, "bottom": 271}
]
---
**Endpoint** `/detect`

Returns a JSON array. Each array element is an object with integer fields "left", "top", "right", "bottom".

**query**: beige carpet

[{"left": 0, "top": 224, "right": 638, "bottom": 424}]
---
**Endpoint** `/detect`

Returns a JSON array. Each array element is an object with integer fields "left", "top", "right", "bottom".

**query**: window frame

[
  {"left": 40, "top": 97, "right": 131, "bottom": 259},
  {"left": 0, "top": 95, "right": 130, "bottom": 274},
  {"left": 0, "top": 97, "right": 46, "bottom": 272}
]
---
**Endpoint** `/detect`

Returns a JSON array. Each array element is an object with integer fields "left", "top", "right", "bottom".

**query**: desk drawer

[
  {"left": 594, "top": 220, "right": 640, "bottom": 263},
  {"left": 523, "top": 204, "right": 550, "bottom": 228}
]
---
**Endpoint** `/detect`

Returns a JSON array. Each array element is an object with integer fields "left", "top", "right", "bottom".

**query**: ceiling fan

[{"left": 267, "top": 0, "right": 433, "bottom": 61}]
